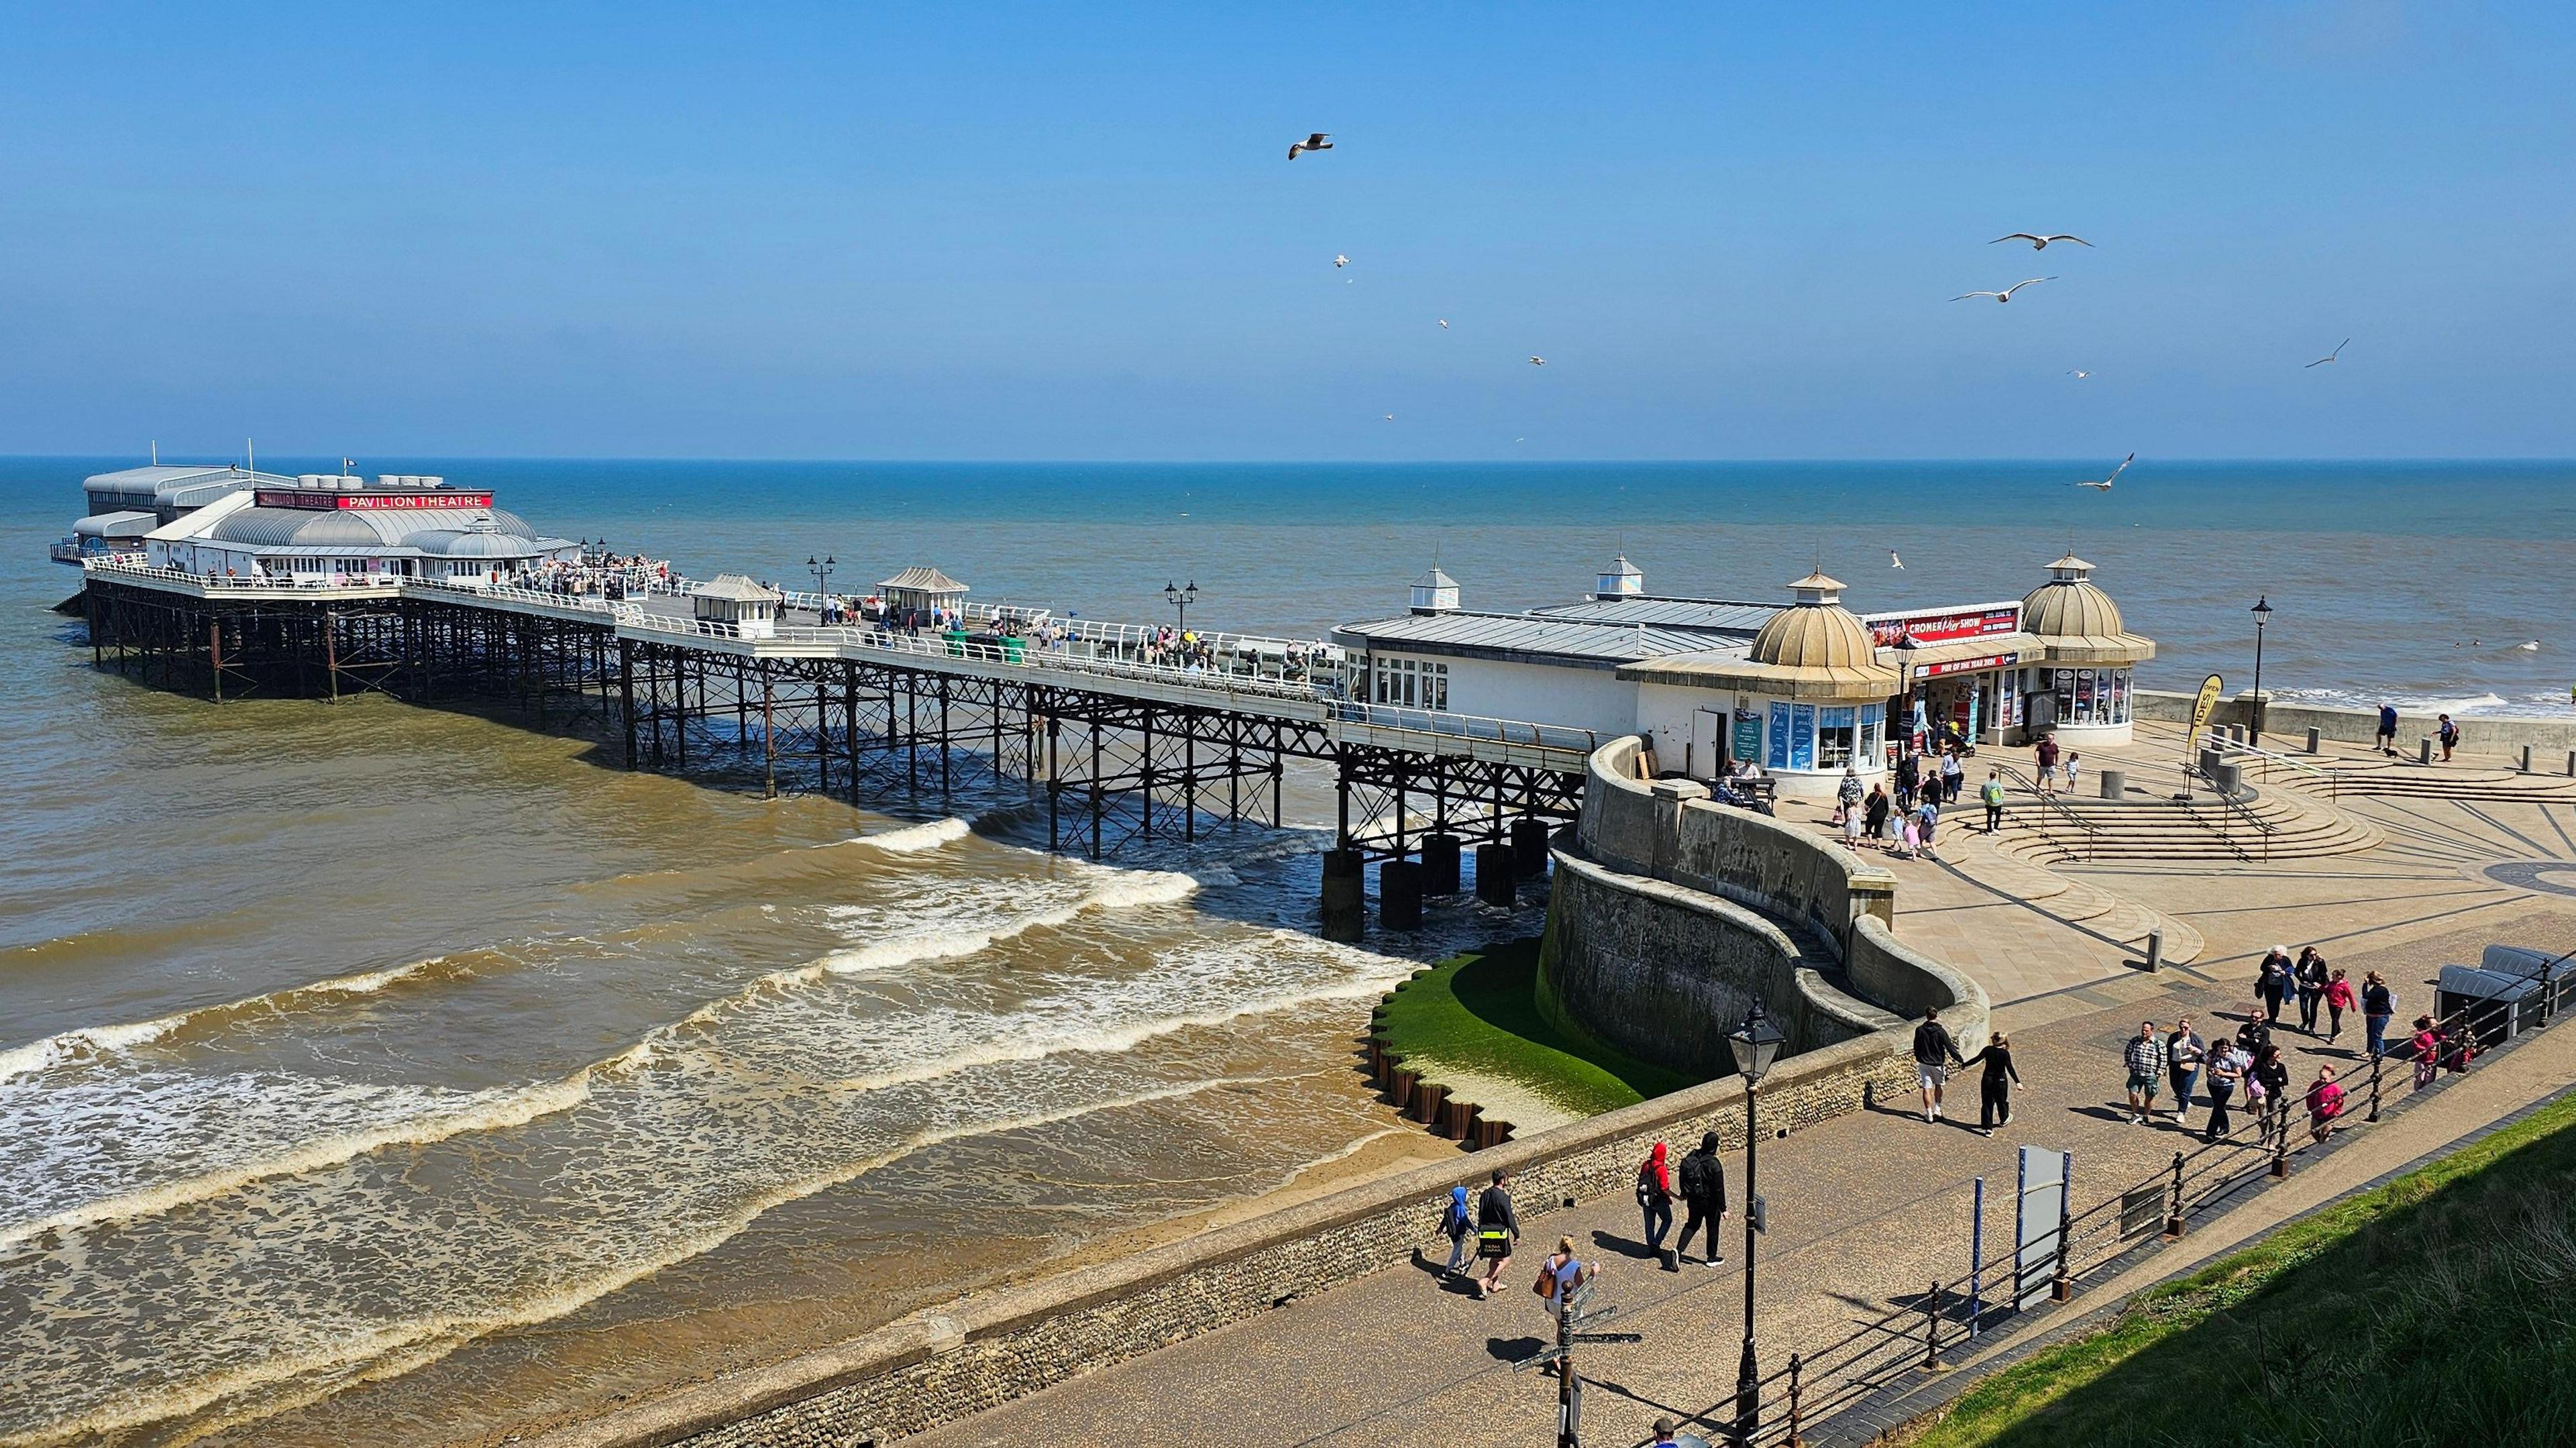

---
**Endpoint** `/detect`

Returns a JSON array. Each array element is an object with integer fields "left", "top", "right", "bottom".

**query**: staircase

[
  {"left": 1944, "top": 834, "right": 2207, "bottom": 966},
  {"left": 1994, "top": 780, "right": 2381, "bottom": 866},
  {"left": 2287, "top": 757, "right": 2576, "bottom": 806}
]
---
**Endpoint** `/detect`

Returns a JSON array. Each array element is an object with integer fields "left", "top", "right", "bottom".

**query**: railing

[
  {"left": 2201, "top": 730, "right": 2342, "bottom": 801},
  {"left": 1992, "top": 762, "right": 2099, "bottom": 864},
  {"left": 82, "top": 557, "right": 403, "bottom": 592},
  {"left": 407, "top": 577, "right": 626, "bottom": 614},
  {"left": 49, "top": 540, "right": 93, "bottom": 564},
  {"left": 1729, "top": 962, "right": 2576, "bottom": 1446}
]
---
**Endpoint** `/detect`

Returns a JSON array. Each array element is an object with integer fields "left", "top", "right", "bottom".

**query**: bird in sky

[
  {"left": 1438, "top": 319, "right": 1449, "bottom": 329},
  {"left": 1333, "top": 254, "right": 1348, "bottom": 268},
  {"left": 1383, "top": 413, "right": 1395, "bottom": 421},
  {"left": 1992, "top": 233, "right": 2092, "bottom": 250},
  {"left": 2070, "top": 370, "right": 2093, "bottom": 380},
  {"left": 1513, "top": 437, "right": 1525, "bottom": 444},
  {"left": 1890, "top": 549, "right": 1904, "bottom": 569},
  {"left": 1288, "top": 133, "right": 1332, "bottom": 160},
  {"left": 2306, "top": 339, "right": 2351, "bottom": 368},
  {"left": 1953, "top": 278, "right": 2054, "bottom": 303},
  {"left": 2073, "top": 452, "right": 2137, "bottom": 492},
  {"left": 1527, "top": 355, "right": 1546, "bottom": 366}
]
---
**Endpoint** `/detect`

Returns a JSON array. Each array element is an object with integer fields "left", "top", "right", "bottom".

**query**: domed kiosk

[
  {"left": 2019, "top": 554, "right": 2155, "bottom": 746},
  {"left": 1623, "top": 571, "right": 1901, "bottom": 800}
]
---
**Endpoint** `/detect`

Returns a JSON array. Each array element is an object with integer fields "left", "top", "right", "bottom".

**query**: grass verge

[
  {"left": 1374, "top": 938, "right": 1698, "bottom": 1117},
  {"left": 1905, "top": 1090, "right": 2576, "bottom": 1447}
]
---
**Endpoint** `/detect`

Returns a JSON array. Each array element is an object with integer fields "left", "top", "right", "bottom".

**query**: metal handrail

[
  {"left": 1992, "top": 762, "right": 2099, "bottom": 863},
  {"left": 2200, "top": 730, "right": 2341, "bottom": 801},
  {"left": 83, "top": 557, "right": 404, "bottom": 592}
]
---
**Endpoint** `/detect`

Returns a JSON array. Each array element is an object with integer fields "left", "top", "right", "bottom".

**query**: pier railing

[{"left": 83, "top": 557, "right": 404, "bottom": 594}]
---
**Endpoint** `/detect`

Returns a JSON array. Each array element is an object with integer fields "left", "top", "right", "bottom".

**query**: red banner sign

[
  {"left": 253, "top": 489, "right": 493, "bottom": 512},
  {"left": 1866, "top": 605, "right": 2019, "bottom": 648},
  {"left": 1921, "top": 653, "right": 2016, "bottom": 677}
]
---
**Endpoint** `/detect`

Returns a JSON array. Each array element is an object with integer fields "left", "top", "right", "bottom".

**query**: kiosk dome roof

[
  {"left": 2021, "top": 554, "right": 2124, "bottom": 639},
  {"left": 1748, "top": 572, "right": 1874, "bottom": 669}
]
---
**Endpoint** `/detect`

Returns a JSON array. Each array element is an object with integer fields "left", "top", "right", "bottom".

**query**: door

[{"left": 1689, "top": 708, "right": 1727, "bottom": 781}]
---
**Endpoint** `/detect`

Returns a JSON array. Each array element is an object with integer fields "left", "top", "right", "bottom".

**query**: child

[
  {"left": 2306, "top": 1066, "right": 2346, "bottom": 1143},
  {"left": 2063, "top": 750, "right": 2082, "bottom": 795},
  {"left": 1898, "top": 808, "right": 1922, "bottom": 860},
  {"left": 1438, "top": 1185, "right": 1472, "bottom": 1276}
]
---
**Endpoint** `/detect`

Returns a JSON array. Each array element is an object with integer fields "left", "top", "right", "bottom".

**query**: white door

[{"left": 1689, "top": 708, "right": 1728, "bottom": 781}]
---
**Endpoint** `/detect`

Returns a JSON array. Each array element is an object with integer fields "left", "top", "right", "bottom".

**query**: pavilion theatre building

[{"left": 1332, "top": 552, "right": 2153, "bottom": 801}]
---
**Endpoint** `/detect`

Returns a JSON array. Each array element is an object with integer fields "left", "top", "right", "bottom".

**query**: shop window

[
  {"left": 1860, "top": 703, "right": 1884, "bottom": 765},
  {"left": 1767, "top": 702, "right": 1790, "bottom": 769},
  {"left": 1790, "top": 704, "right": 1817, "bottom": 770},
  {"left": 1818, "top": 706, "right": 1857, "bottom": 769}
]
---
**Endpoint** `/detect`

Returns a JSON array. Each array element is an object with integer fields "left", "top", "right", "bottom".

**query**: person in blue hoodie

[{"left": 1438, "top": 1184, "right": 1472, "bottom": 1276}]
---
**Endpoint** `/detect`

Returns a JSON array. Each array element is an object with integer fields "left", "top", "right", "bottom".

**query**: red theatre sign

[
  {"left": 254, "top": 489, "right": 494, "bottom": 512},
  {"left": 1864, "top": 604, "right": 2021, "bottom": 649}
]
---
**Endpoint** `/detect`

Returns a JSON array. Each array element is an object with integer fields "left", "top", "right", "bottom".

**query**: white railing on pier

[{"left": 83, "top": 557, "right": 403, "bottom": 593}]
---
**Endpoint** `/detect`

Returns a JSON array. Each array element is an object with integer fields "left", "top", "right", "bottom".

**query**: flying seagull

[
  {"left": 1288, "top": 133, "right": 1332, "bottom": 160},
  {"left": 1438, "top": 319, "right": 1449, "bottom": 329},
  {"left": 2069, "top": 369, "right": 2093, "bottom": 380},
  {"left": 1383, "top": 414, "right": 1395, "bottom": 421},
  {"left": 1527, "top": 355, "right": 1546, "bottom": 366},
  {"left": 2073, "top": 451, "right": 2137, "bottom": 491},
  {"left": 1992, "top": 233, "right": 2092, "bottom": 250},
  {"left": 1333, "top": 254, "right": 1348, "bottom": 268},
  {"left": 1953, "top": 278, "right": 2054, "bottom": 303},
  {"left": 1890, "top": 549, "right": 1904, "bottom": 569},
  {"left": 2306, "top": 339, "right": 2350, "bottom": 368}
]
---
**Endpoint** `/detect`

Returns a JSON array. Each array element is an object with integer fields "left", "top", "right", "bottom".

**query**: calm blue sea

[{"left": 6, "top": 456, "right": 2573, "bottom": 710}]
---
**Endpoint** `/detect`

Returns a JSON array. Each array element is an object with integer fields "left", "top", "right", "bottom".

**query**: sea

[{"left": 2, "top": 456, "right": 2570, "bottom": 1446}]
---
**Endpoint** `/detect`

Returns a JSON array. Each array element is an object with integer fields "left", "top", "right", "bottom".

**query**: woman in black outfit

[
  {"left": 2251, "top": 1044, "right": 2294, "bottom": 1141},
  {"left": 1965, "top": 1033, "right": 2022, "bottom": 1135}
]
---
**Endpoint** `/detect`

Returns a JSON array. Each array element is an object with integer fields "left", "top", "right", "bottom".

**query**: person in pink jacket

[{"left": 2323, "top": 970, "right": 2359, "bottom": 1045}]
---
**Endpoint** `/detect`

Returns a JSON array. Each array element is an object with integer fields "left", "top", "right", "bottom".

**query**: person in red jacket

[
  {"left": 2306, "top": 1066, "right": 2347, "bottom": 1143},
  {"left": 1635, "top": 1141, "right": 1675, "bottom": 1263},
  {"left": 2324, "top": 969, "right": 2359, "bottom": 1044}
]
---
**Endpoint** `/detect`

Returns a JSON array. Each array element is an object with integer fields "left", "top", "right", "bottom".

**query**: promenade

[{"left": 900, "top": 736, "right": 2576, "bottom": 1447}]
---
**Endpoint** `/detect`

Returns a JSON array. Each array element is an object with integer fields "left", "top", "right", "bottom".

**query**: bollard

[
  {"left": 2049, "top": 1194, "right": 2073, "bottom": 1302},
  {"left": 2567, "top": 750, "right": 2575, "bottom": 779},
  {"left": 2163, "top": 1150, "right": 2187, "bottom": 1238},
  {"left": 1417, "top": 832, "right": 1462, "bottom": 895},
  {"left": 2305, "top": 726, "right": 2322, "bottom": 754},
  {"left": 2367, "top": 1052, "right": 2383, "bottom": 1123},
  {"left": 1320, "top": 849, "right": 1366, "bottom": 943},
  {"left": 2520, "top": 744, "right": 2534, "bottom": 774},
  {"left": 2099, "top": 768, "right": 2125, "bottom": 800},
  {"left": 1923, "top": 1280, "right": 1945, "bottom": 1371},
  {"left": 2145, "top": 928, "right": 2164, "bottom": 973},
  {"left": 1377, "top": 859, "right": 1424, "bottom": 931},
  {"left": 2418, "top": 736, "right": 2434, "bottom": 765},
  {"left": 2271, "top": 1115, "right": 2290, "bottom": 1179},
  {"left": 1473, "top": 841, "right": 1517, "bottom": 906},
  {"left": 2213, "top": 761, "right": 2243, "bottom": 795}
]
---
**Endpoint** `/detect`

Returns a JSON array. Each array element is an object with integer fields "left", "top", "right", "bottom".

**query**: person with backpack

[
  {"left": 1436, "top": 1184, "right": 1473, "bottom": 1277},
  {"left": 1674, "top": 1131, "right": 1728, "bottom": 1266},
  {"left": 1980, "top": 770, "right": 2007, "bottom": 833},
  {"left": 1635, "top": 1141, "right": 1676, "bottom": 1263},
  {"left": 1914, "top": 791, "right": 1943, "bottom": 862},
  {"left": 2294, "top": 946, "right": 2330, "bottom": 1032},
  {"left": 1474, "top": 1168, "right": 1520, "bottom": 1299}
]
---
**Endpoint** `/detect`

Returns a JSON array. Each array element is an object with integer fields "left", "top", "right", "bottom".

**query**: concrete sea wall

[
  {"left": 1540, "top": 735, "right": 1988, "bottom": 1078},
  {"left": 2137, "top": 688, "right": 2576, "bottom": 757}
]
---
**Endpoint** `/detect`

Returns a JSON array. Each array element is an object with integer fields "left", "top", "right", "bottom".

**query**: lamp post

[
  {"left": 808, "top": 553, "right": 837, "bottom": 599},
  {"left": 1165, "top": 579, "right": 1199, "bottom": 631},
  {"left": 1729, "top": 999, "right": 1786, "bottom": 1445},
  {"left": 2249, "top": 596, "right": 2273, "bottom": 746}
]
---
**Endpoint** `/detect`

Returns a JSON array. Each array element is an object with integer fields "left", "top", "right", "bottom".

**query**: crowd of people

[
  {"left": 506, "top": 552, "right": 674, "bottom": 599},
  {"left": 1830, "top": 740, "right": 1966, "bottom": 860}
]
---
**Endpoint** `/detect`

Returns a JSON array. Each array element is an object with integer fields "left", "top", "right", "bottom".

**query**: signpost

[{"left": 1513, "top": 1276, "right": 1643, "bottom": 1448}]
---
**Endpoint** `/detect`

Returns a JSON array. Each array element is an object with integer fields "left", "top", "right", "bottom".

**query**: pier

[{"left": 75, "top": 559, "right": 1594, "bottom": 934}]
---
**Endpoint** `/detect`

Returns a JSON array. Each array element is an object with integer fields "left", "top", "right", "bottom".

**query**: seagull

[
  {"left": 1992, "top": 233, "right": 2092, "bottom": 250},
  {"left": 2517, "top": 640, "right": 2541, "bottom": 651},
  {"left": 1288, "top": 133, "right": 1332, "bottom": 160},
  {"left": 1953, "top": 278, "right": 2055, "bottom": 303},
  {"left": 1383, "top": 413, "right": 1395, "bottom": 421},
  {"left": 1334, "top": 254, "right": 1348, "bottom": 268},
  {"left": 1527, "top": 355, "right": 1546, "bottom": 366},
  {"left": 1438, "top": 319, "right": 1449, "bottom": 329},
  {"left": 1513, "top": 437, "right": 1525, "bottom": 444},
  {"left": 2073, "top": 451, "right": 2136, "bottom": 491},
  {"left": 2069, "top": 369, "right": 2093, "bottom": 380},
  {"left": 1890, "top": 549, "right": 1904, "bottom": 569},
  {"left": 2306, "top": 338, "right": 2350, "bottom": 368}
]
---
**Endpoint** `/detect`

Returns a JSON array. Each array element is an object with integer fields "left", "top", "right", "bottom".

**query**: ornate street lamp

[
  {"left": 808, "top": 553, "right": 837, "bottom": 598},
  {"left": 2249, "top": 596, "right": 2273, "bottom": 745},
  {"left": 1165, "top": 579, "right": 1199, "bottom": 631},
  {"left": 1729, "top": 999, "right": 1786, "bottom": 1444}
]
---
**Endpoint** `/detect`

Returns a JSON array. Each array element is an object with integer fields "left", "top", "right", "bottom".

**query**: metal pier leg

[
  {"left": 940, "top": 677, "right": 952, "bottom": 795},
  {"left": 906, "top": 674, "right": 919, "bottom": 789},
  {"left": 1140, "top": 707, "right": 1155, "bottom": 838},
  {"left": 843, "top": 664, "right": 861, "bottom": 804},
  {"left": 619, "top": 640, "right": 637, "bottom": 768},
  {"left": 209, "top": 616, "right": 224, "bottom": 703},
  {"left": 323, "top": 609, "right": 341, "bottom": 704},
  {"left": 1273, "top": 756, "right": 1284, "bottom": 828},
  {"left": 1183, "top": 728, "right": 1196, "bottom": 843},
  {"left": 1046, "top": 714, "right": 1061, "bottom": 851},
  {"left": 1089, "top": 720, "right": 1104, "bottom": 858},
  {"left": 761, "top": 667, "right": 776, "bottom": 799}
]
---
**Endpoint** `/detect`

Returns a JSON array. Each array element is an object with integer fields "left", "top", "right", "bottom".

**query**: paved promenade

[{"left": 902, "top": 737, "right": 2576, "bottom": 1448}]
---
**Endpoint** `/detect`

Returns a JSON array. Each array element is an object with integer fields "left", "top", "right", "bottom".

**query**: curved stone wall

[{"left": 1539, "top": 735, "right": 1989, "bottom": 1078}]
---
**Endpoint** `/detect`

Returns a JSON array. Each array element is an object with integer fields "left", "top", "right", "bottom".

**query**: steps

[
  {"left": 1993, "top": 781, "right": 2381, "bottom": 865},
  {"left": 1945, "top": 833, "right": 2206, "bottom": 966}
]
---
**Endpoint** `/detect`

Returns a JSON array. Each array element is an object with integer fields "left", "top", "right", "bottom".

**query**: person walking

[
  {"left": 2294, "top": 946, "right": 2330, "bottom": 1033},
  {"left": 1980, "top": 770, "right": 2006, "bottom": 833},
  {"left": 2410, "top": 1015, "right": 2440, "bottom": 1088},
  {"left": 1635, "top": 1141, "right": 1676, "bottom": 1264},
  {"left": 2166, "top": 1017, "right": 2206, "bottom": 1125},
  {"left": 1914, "top": 791, "right": 1943, "bottom": 861},
  {"left": 2376, "top": 702, "right": 2400, "bottom": 755},
  {"left": 2306, "top": 1065, "right": 2347, "bottom": 1143},
  {"left": 2235, "top": 1002, "right": 2273, "bottom": 1060},
  {"left": 2324, "top": 968, "right": 2358, "bottom": 1044},
  {"left": 1438, "top": 1184, "right": 1473, "bottom": 1277},
  {"left": 2062, "top": 750, "right": 2082, "bottom": 796},
  {"left": 1836, "top": 767, "right": 1866, "bottom": 851},
  {"left": 1864, "top": 781, "right": 1892, "bottom": 845},
  {"left": 1894, "top": 746, "right": 1921, "bottom": 812},
  {"left": 1675, "top": 1130, "right": 1728, "bottom": 1266},
  {"left": 2362, "top": 971, "right": 2396, "bottom": 1060},
  {"left": 1536, "top": 1236, "right": 1591, "bottom": 1345},
  {"left": 1966, "top": 1032, "right": 2021, "bottom": 1135},
  {"left": 1940, "top": 748, "right": 1965, "bottom": 804},
  {"left": 1474, "top": 1168, "right": 1520, "bottom": 1298},
  {"left": 1897, "top": 805, "right": 1922, "bottom": 860},
  {"left": 2202, "top": 1039, "right": 2245, "bottom": 1142},
  {"left": 2252, "top": 1044, "right": 2293, "bottom": 1142},
  {"left": 2256, "top": 946, "right": 2294, "bottom": 1025},
  {"left": 2437, "top": 713, "right": 2459, "bottom": 763},
  {"left": 1914, "top": 1006, "right": 1967, "bottom": 1123},
  {"left": 2122, "top": 1020, "right": 2166, "bottom": 1125},
  {"left": 2035, "top": 733, "right": 2061, "bottom": 793}
]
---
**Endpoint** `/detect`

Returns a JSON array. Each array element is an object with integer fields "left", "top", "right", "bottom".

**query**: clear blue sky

[{"left": 3, "top": 2, "right": 2570, "bottom": 460}]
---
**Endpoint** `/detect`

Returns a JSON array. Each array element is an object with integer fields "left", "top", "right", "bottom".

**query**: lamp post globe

[
  {"left": 1727, "top": 999, "right": 1786, "bottom": 1443},
  {"left": 1165, "top": 579, "right": 1198, "bottom": 631}
]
